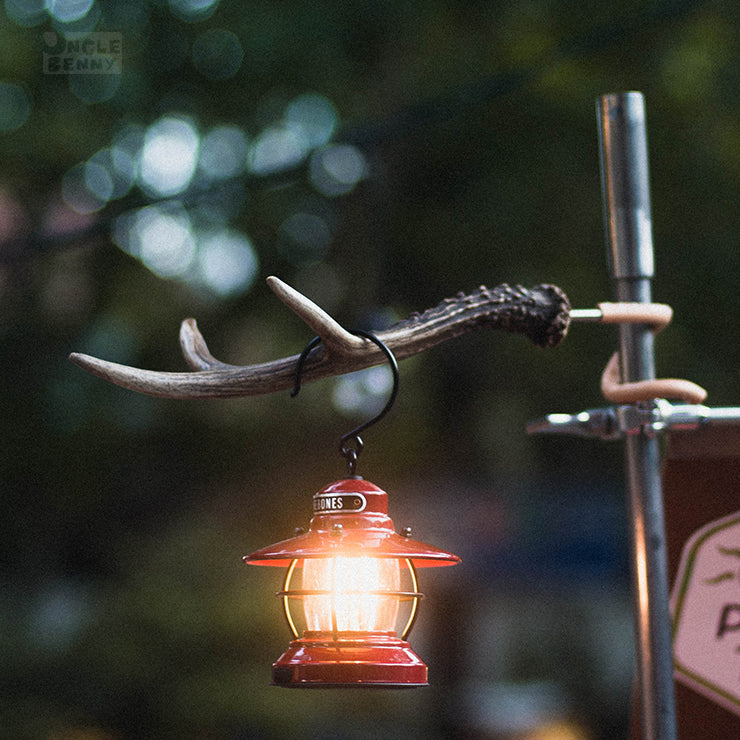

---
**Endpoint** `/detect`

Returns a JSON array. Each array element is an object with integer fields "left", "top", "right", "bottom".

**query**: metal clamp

[{"left": 526, "top": 400, "right": 740, "bottom": 441}]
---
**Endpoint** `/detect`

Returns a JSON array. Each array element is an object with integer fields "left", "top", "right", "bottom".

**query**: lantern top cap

[{"left": 244, "top": 477, "right": 460, "bottom": 568}]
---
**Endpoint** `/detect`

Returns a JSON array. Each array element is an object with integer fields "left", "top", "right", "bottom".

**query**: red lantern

[{"left": 244, "top": 477, "right": 460, "bottom": 688}]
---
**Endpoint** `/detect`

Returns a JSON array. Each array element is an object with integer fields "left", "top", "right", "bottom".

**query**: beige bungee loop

[{"left": 596, "top": 302, "right": 708, "bottom": 405}]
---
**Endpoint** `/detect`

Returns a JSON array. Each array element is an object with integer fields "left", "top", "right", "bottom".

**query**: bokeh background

[{"left": 1, "top": 0, "right": 738, "bottom": 738}]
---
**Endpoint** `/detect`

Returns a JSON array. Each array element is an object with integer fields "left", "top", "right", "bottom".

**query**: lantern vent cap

[{"left": 244, "top": 478, "right": 460, "bottom": 568}]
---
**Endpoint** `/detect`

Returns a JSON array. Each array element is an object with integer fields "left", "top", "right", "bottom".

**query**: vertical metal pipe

[{"left": 597, "top": 92, "right": 677, "bottom": 740}]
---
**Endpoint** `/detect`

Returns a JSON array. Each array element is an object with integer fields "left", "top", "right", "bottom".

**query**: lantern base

[{"left": 271, "top": 631, "right": 428, "bottom": 688}]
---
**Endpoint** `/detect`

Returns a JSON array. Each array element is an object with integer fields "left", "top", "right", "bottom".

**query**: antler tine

[
  {"left": 178, "top": 278, "right": 372, "bottom": 373},
  {"left": 266, "top": 276, "right": 366, "bottom": 355},
  {"left": 179, "top": 318, "right": 237, "bottom": 371}
]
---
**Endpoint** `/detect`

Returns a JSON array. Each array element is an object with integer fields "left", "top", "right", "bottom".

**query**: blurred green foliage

[{"left": 1, "top": 0, "right": 738, "bottom": 737}]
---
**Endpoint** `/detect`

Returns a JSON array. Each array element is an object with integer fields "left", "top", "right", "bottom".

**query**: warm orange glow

[
  {"left": 302, "top": 556, "right": 400, "bottom": 632},
  {"left": 521, "top": 719, "right": 589, "bottom": 740}
]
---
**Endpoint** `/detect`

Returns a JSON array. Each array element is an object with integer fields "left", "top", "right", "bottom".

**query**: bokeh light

[
  {"left": 62, "top": 110, "right": 262, "bottom": 298},
  {"left": 88, "top": 147, "right": 136, "bottom": 200},
  {"left": 51, "top": 3, "right": 102, "bottom": 35},
  {"left": 195, "top": 229, "right": 259, "bottom": 297},
  {"left": 4, "top": 0, "right": 46, "bottom": 26},
  {"left": 69, "top": 70, "right": 120, "bottom": 104},
  {"left": 247, "top": 93, "right": 339, "bottom": 176},
  {"left": 137, "top": 208, "right": 196, "bottom": 279},
  {"left": 61, "top": 143, "right": 137, "bottom": 215},
  {"left": 83, "top": 161, "right": 114, "bottom": 203},
  {"left": 138, "top": 115, "right": 200, "bottom": 197},
  {"left": 309, "top": 143, "right": 367, "bottom": 197},
  {"left": 28, "top": 581, "right": 92, "bottom": 651},
  {"left": 112, "top": 122, "right": 145, "bottom": 162},
  {"left": 113, "top": 205, "right": 258, "bottom": 298},
  {"left": 53, "top": 88, "right": 347, "bottom": 290},
  {"left": 285, "top": 93, "right": 338, "bottom": 148},
  {"left": 46, "top": 0, "right": 95, "bottom": 24},
  {"left": 332, "top": 365, "right": 395, "bottom": 417},
  {"left": 198, "top": 124, "right": 249, "bottom": 180},
  {"left": 168, "top": 0, "right": 219, "bottom": 23},
  {"left": 116, "top": 203, "right": 197, "bottom": 279},
  {"left": 192, "top": 28, "right": 243, "bottom": 80},
  {"left": 62, "top": 163, "right": 107, "bottom": 214},
  {"left": 248, "top": 124, "right": 307, "bottom": 176}
]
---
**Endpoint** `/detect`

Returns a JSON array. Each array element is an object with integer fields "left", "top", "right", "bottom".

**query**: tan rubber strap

[
  {"left": 597, "top": 301, "right": 673, "bottom": 329},
  {"left": 595, "top": 302, "right": 708, "bottom": 404},
  {"left": 600, "top": 352, "right": 708, "bottom": 404}
]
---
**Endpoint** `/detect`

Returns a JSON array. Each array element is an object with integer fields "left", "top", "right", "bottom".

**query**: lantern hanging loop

[{"left": 291, "top": 330, "right": 399, "bottom": 476}]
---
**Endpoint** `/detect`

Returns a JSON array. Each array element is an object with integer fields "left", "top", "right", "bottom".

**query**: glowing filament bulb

[{"left": 302, "top": 556, "right": 400, "bottom": 633}]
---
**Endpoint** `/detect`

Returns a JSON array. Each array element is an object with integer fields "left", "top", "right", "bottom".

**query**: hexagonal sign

[{"left": 672, "top": 511, "right": 740, "bottom": 717}]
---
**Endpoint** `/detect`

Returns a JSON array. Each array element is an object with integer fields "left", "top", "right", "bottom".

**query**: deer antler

[{"left": 68, "top": 276, "right": 571, "bottom": 399}]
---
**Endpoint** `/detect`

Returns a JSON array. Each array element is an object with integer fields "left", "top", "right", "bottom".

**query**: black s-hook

[{"left": 291, "top": 330, "right": 399, "bottom": 477}]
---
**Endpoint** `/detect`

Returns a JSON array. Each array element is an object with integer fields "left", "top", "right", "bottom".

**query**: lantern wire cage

[{"left": 277, "top": 555, "right": 422, "bottom": 640}]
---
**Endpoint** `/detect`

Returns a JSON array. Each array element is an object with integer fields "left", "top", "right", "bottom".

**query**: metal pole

[{"left": 597, "top": 92, "right": 677, "bottom": 740}]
